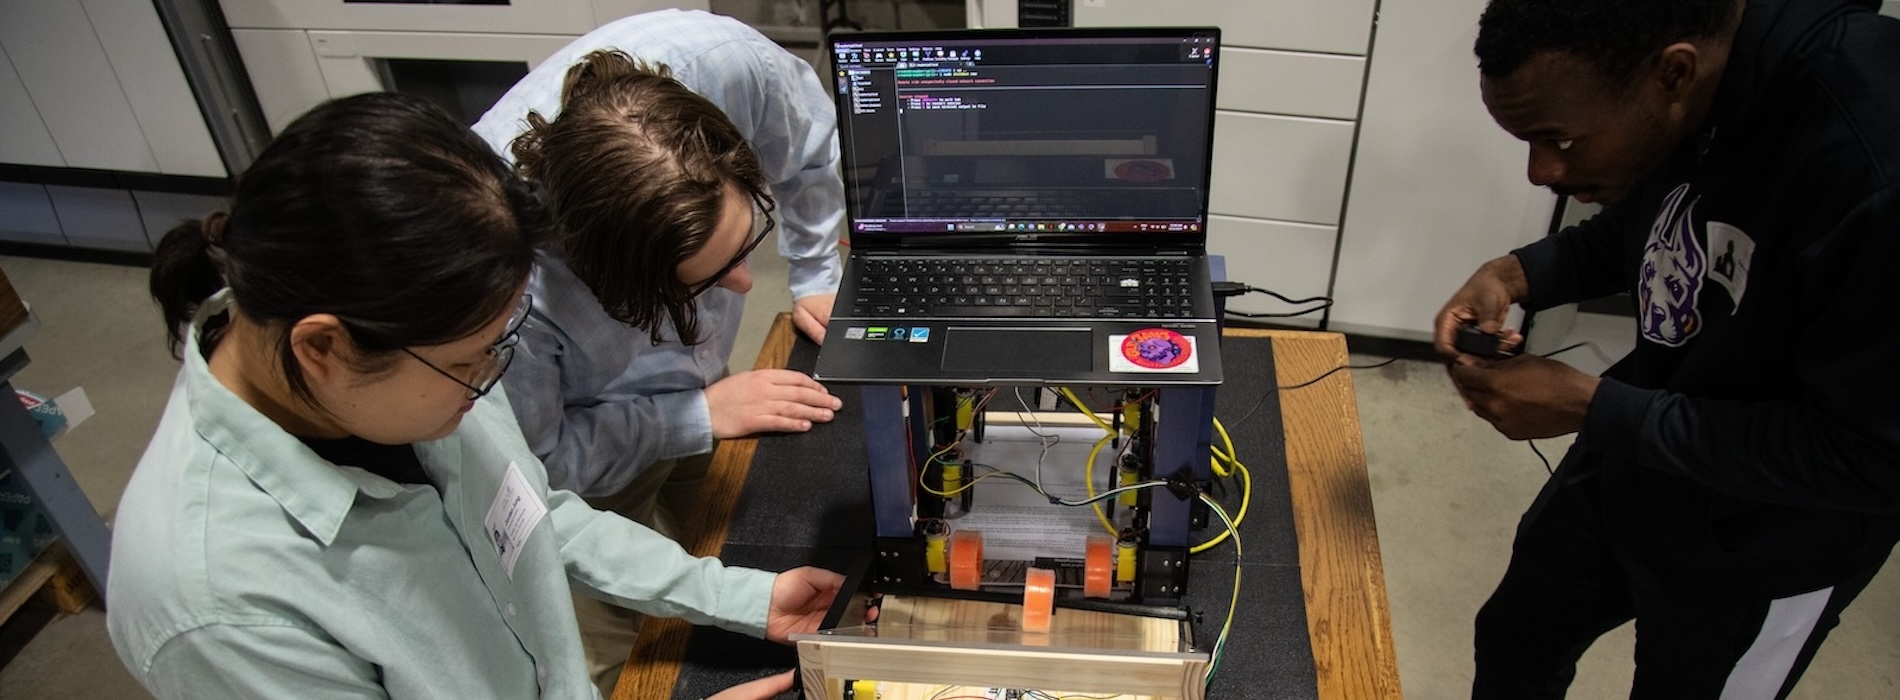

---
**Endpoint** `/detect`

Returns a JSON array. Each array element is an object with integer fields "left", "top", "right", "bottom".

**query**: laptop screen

[{"left": 831, "top": 29, "right": 1219, "bottom": 241}]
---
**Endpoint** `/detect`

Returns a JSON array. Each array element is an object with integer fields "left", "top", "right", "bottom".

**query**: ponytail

[{"left": 148, "top": 212, "right": 229, "bottom": 357}]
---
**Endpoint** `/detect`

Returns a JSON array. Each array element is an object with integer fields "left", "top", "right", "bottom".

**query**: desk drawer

[
  {"left": 1074, "top": 0, "right": 1375, "bottom": 55},
  {"left": 1209, "top": 112, "right": 1354, "bottom": 226},
  {"left": 1209, "top": 215, "right": 1335, "bottom": 327},
  {"left": 1218, "top": 47, "right": 1364, "bottom": 120}
]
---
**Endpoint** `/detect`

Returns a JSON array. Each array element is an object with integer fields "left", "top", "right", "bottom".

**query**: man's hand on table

[{"left": 706, "top": 369, "right": 843, "bottom": 438}]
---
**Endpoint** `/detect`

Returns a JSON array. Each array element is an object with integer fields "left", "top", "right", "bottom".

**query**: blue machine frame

[{"left": 857, "top": 381, "right": 1217, "bottom": 603}]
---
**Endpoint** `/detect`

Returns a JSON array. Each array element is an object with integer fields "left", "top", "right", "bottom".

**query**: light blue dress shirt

[
  {"left": 471, "top": 9, "right": 844, "bottom": 496},
  {"left": 106, "top": 291, "right": 776, "bottom": 699}
]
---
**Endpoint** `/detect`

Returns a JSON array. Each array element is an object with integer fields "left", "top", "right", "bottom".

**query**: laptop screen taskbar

[{"left": 855, "top": 218, "right": 1203, "bottom": 234}]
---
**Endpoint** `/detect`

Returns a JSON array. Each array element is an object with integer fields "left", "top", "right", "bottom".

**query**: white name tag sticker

[{"left": 484, "top": 461, "right": 547, "bottom": 579}]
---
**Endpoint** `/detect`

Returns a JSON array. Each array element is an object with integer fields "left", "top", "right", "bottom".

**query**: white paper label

[
  {"left": 483, "top": 461, "right": 547, "bottom": 579},
  {"left": 1705, "top": 220, "right": 1755, "bottom": 313}
]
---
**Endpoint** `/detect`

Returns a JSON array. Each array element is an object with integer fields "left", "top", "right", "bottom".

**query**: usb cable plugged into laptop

[
  {"left": 1213, "top": 282, "right": 1334, "bottom": 318},
  {"left": 1211, "top": 281, "right": 1251, "bottom": 297}
]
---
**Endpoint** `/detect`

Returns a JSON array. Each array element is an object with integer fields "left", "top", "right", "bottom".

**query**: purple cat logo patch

[{"left": 1638, "top": 184, "right": 1706, "bottom": 347}]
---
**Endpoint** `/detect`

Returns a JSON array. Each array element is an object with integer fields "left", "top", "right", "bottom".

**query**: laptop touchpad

[{"left": 942, "top": 327, "right": 1091, "bottom": 374}]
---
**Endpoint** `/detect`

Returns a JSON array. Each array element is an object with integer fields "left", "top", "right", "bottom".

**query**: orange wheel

[
  {"left": 949, "top": 530, "right": 984, "bottom": 591},
  {"left": 1022, "top": 567, "right": 1056, "bottom": 633},
  {"left": 1084, "top": 533, "right": 1113, "bottom": 599}
]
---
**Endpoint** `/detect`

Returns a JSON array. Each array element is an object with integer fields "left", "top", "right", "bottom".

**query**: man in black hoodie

[{"left": 1436, "top": 0, "right": 1900, "bottom": 697}]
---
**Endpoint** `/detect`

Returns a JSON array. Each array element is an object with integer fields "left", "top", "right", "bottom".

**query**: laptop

[{"left": 814, "top": 27, "right": 1224, "bottom": 387}]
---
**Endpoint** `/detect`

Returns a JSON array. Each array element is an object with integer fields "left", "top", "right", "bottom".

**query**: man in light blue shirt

[
  {"left": 470, "top": 10, "right": 848, "bottom": 688},
  {"left": 472, "top": 10, "right": 845, "bottom": 504}
]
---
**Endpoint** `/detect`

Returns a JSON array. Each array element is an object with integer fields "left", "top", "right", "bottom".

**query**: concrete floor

[{"left": 2, "top": 246, "right": 1896, "bottom": 698}]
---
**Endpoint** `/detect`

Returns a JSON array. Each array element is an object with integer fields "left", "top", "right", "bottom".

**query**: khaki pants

[{"left": 572, "top": 449, "right": 713, "bottom": 697}]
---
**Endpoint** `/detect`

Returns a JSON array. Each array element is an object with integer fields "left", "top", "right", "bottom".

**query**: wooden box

[{"left": 795, "top": 596, "right": 1210, "bottom": 700}]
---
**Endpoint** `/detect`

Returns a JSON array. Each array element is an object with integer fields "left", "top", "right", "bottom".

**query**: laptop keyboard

[{"left": 849, "top": 257, "right": 1197, "bottom": 319}]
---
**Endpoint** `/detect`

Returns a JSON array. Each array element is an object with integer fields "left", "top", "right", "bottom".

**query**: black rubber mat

[{"left": 669, "top": 332, "right": 1318, "bottom": 699}]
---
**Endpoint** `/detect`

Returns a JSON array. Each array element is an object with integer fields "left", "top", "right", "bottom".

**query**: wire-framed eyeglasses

[
  {"left": 687, "top": 190, "right": 776, "bottom": 299},
  {"left": 402, "top": 292, "right": 532, "bottom": 401}
]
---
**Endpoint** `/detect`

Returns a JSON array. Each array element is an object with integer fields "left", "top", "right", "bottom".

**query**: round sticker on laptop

[
  {"left": 1112, "top": 159, "right": 1175, "bottom": 184},
  {"left": 1119, "top": 328, "right": 1193, "bottom": 370}
]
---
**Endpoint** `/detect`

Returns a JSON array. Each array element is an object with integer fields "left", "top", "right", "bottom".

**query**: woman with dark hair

[{"left": 105, "top": 92, "right": 839, "bottom": 699}]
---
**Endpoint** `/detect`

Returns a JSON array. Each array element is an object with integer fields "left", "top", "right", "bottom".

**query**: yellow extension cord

[{"left": 1061, "top": 387, "right": 1250, "bottom": 554}]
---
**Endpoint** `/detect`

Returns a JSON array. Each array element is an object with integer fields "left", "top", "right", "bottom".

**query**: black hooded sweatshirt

[{"left": 1511, "top": 0, "right": 1900, "bottom": 584}]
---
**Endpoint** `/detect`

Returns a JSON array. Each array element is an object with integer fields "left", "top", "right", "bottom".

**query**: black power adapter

[{"left": 1454, "top": 324, "right": 1512, "bottom": 360}]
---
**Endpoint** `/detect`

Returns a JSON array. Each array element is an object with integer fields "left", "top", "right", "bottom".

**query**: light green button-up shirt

[{"left": 106, "top": 292, "right": 776, "bottom": 699}]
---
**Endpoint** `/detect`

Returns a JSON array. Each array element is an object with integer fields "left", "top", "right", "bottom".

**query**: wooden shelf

[{"left": 0, "top": 542, "right": 95, "bottom": 626}]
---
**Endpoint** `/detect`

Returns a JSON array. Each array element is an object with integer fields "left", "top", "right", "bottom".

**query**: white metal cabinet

[
  {"left": 306, "top": 30, "right": 580, "bottom": 98},
  {"left": 232, "top": 28, "right": 578, "bottom": 134},
  {"left": 1325, "top": 0, "right": 1557, "bottom": 341},
  {"left": 220, "top": 0, "right": 597, "bottom": 35},
  {"left": 1217, "top": 47, "right": 1364, "bottom": 121},
  {"left": 1075, "top": 0, "right": 1374, "bottom": 326},
  {"left": 83, "top": 0, "right": 226, "bottom": 177},
  {"left": 229, "top": 29, "right": 333, "bottom": 136},
  {"left": 217, "top": 0, "right": 699, "bottom": 35},
  {"left": 0, "top": 0, "right": 224, "bottom": 176},
  {"left": 0, "top": 0, "right": 160, "bottom": 173},
  {"left": 1207, "top": 113, "right": 1354, "bottom": 227},
  {"left": 0, "top": 48, "right": 61, "bottom": 167},
  {"left": 220, "top": 0, "right": 705, "bottom": 135},
  {"left": 1073, "top": 0, "right": 1375, "bottom": 55},
  {"left": 1207, "top": 215, "right": 1336, "bottom": 305}
]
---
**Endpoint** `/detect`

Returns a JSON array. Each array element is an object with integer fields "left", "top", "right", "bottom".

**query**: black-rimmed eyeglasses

[
  {"left": 687, "top": 191, "right": 776, "bottom": 298},
  {"left": 403, "top": 293, "right": 532, "bottom": 401}
]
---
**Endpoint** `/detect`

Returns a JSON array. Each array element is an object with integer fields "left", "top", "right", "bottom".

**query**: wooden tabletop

[{"left": 614, "top": 317, "right": 1401, "bottom": 700}]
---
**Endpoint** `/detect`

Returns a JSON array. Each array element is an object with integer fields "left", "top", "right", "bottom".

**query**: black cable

[
  {"left": 1214, "top": 283, "right": 1335, "bottom": 318},
  {"left": 1226, "top": 303, "right": 1333, "bottom": 318},
  {"left": 1523, "top": 342, "right": 1594, "bottom": 477},
  {"left": 1529, "top": 439, "right": 1552, "bottom": 475},
  {"left": 1225, "top": 338, "right": 1606, "bottom": 434},
  {"left": 1539, "top": 341, "right": 1590, "bottom": 359},
  {"left": 1226, "top": 348, "right": 1441, "bottom": 428},
  {"left": 1217, "top": 284, "right": 1330, "bottom": 306}
]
